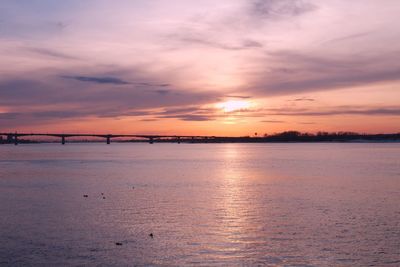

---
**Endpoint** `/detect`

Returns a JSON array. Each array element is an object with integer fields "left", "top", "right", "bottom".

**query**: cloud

[
  {"left": 134, "top": 82, "right": 170, "bottom": 87},
  {"left": 62, "top": 75, "right": 130, "bottom": 85},
  {"left": 250, "top": 0, "right": 316, "bottom": 19},
  {"left": 0, "top": 72, "right": 220, "bottom": 127},
  {"left": 169, "top": 33, "right": 264, "bottom": 51},
  {"left": 153, "top": 89, "right": 170, "bottom": 95},
  {"left": 157, "top": 107, "right": 203, "bottom": 115},
  {"left": 153, "top": 105, "right": 279, "bottom": 122},
  {"left": 263, "top": 106, "right": 400, "bottom": 116},
  {"left": 158, "top": 114, "right": 213, "bottom": 121},
  {"left": 261, "top": 120, "right": 285, "bottom": 123},
  {"left": 0, "top": 79, "right": 55, "bottom": 105},
  {"left": 0, "top": 58, "right": 218, "bottom": 113},
  {"left": 225, "top": 95, "right": 252, "bottom": 99},
  {"left": 155, "top": 106, "right": 218, "bottom": 121},
  {"left": 322, "top": 31, "right": 374, "bottom": 45},
  {"left": 290, "top": 97, "right": 315, "bottom": 102},
  {"left": 25, "top": 47, "right": 78, "bottom": 60},
  {"left": 0, "top": 112, "right": 19, "bottom": 120},
  {"left": 61, "top": 75, "right": 172, "bottom": 87},
  {"left": 249, "top": 50, "right": 400, "bottom": 96},
  {"left": 298, "top": 121, "right": 316, "bottom": 124}
]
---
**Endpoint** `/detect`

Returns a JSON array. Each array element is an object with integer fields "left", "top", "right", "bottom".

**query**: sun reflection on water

[{"left": 209, "top": 144, "right": 262, "bottom": 257}]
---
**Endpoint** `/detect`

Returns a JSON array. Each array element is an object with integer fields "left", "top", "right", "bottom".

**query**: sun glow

[{"left": 217, "top": 100, "right": 251, "bottom": 112}]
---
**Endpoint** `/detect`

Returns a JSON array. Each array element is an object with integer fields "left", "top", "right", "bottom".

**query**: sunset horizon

[{"left": 1, "top": 0, "right": 399, "bottom": 135}]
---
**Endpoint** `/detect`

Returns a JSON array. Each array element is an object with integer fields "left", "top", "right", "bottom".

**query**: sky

[{"left": 0, "top": 0, "right": 399, "bottom": 135}]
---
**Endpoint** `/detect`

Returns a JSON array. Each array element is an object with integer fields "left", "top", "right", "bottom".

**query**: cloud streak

[
  {"left": 250, "top": 0, "right": 316, "bottom": 20},
  {"left": 170, "top": 33, "right": 264, "bottom": 51},
  {"left": 26, "top": 47, "right": 78, "bottom": 60},
  {"left": 62, "top": 75, "right": 130, "bottom": 85},
  {"left": 263, "top": 107, "right": 400, "bottom": 116}
]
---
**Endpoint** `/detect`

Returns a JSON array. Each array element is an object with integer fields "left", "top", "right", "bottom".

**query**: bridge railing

[{"left": 0, "top": 132, "right": 219, "bottom": 145}]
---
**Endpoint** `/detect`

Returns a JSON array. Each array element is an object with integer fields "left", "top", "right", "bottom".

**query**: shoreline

[{"left": 2, "top": 139, "right": 400, "bottom": 144}]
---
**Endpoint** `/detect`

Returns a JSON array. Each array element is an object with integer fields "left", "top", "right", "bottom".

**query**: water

[{"left": 0, "top": 143, "right": 399, "bottom": 266}]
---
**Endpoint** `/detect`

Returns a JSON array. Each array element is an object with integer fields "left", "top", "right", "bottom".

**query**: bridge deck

[{"left": 0, "top": 132, "right": 224, "bottom": 145}]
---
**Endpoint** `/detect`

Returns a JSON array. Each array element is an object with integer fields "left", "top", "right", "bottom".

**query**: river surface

[{"left": 0, "top": 143, "right": 399, "bottom": 266}]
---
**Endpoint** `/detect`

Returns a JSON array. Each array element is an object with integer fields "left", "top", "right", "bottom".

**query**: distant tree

[
  {"left": 278, "top": 131, "right": 301, "bottom": 137},
  {"left": 317, "top": 131, "right": 329, "bottom": 136}
]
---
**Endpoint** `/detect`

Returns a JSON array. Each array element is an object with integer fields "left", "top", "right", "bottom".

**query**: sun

[{"left": 217, "top": 100, "right": 251, "bottom": 112}]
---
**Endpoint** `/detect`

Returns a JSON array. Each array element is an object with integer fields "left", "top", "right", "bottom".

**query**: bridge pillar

[
  {"left": 190, "top": 136, "right": 195, "bottom": 143},
  {"left": 14, "top": 134, "right": 18, "bottom": 145},
  {"left": 149, "top": 137, "right": 154, "bottom": 144},
  {"left": 61, "top": 136, "right": 66, "bottom": 145},
  {"left": 177, "top": 136, "right": 181, "bottom": 144},
  {"left": 106, "top": 136, "right": 111, "bottom": 144}
]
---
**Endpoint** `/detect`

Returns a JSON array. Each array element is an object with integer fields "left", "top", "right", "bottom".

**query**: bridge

[{"left": 0, "top": 132, "right": 217, "bottom": 145}]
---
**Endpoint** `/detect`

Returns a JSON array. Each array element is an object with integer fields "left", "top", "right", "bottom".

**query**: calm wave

[{"left": 0, "top": 143, "right": 399, "bottom": 266}]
